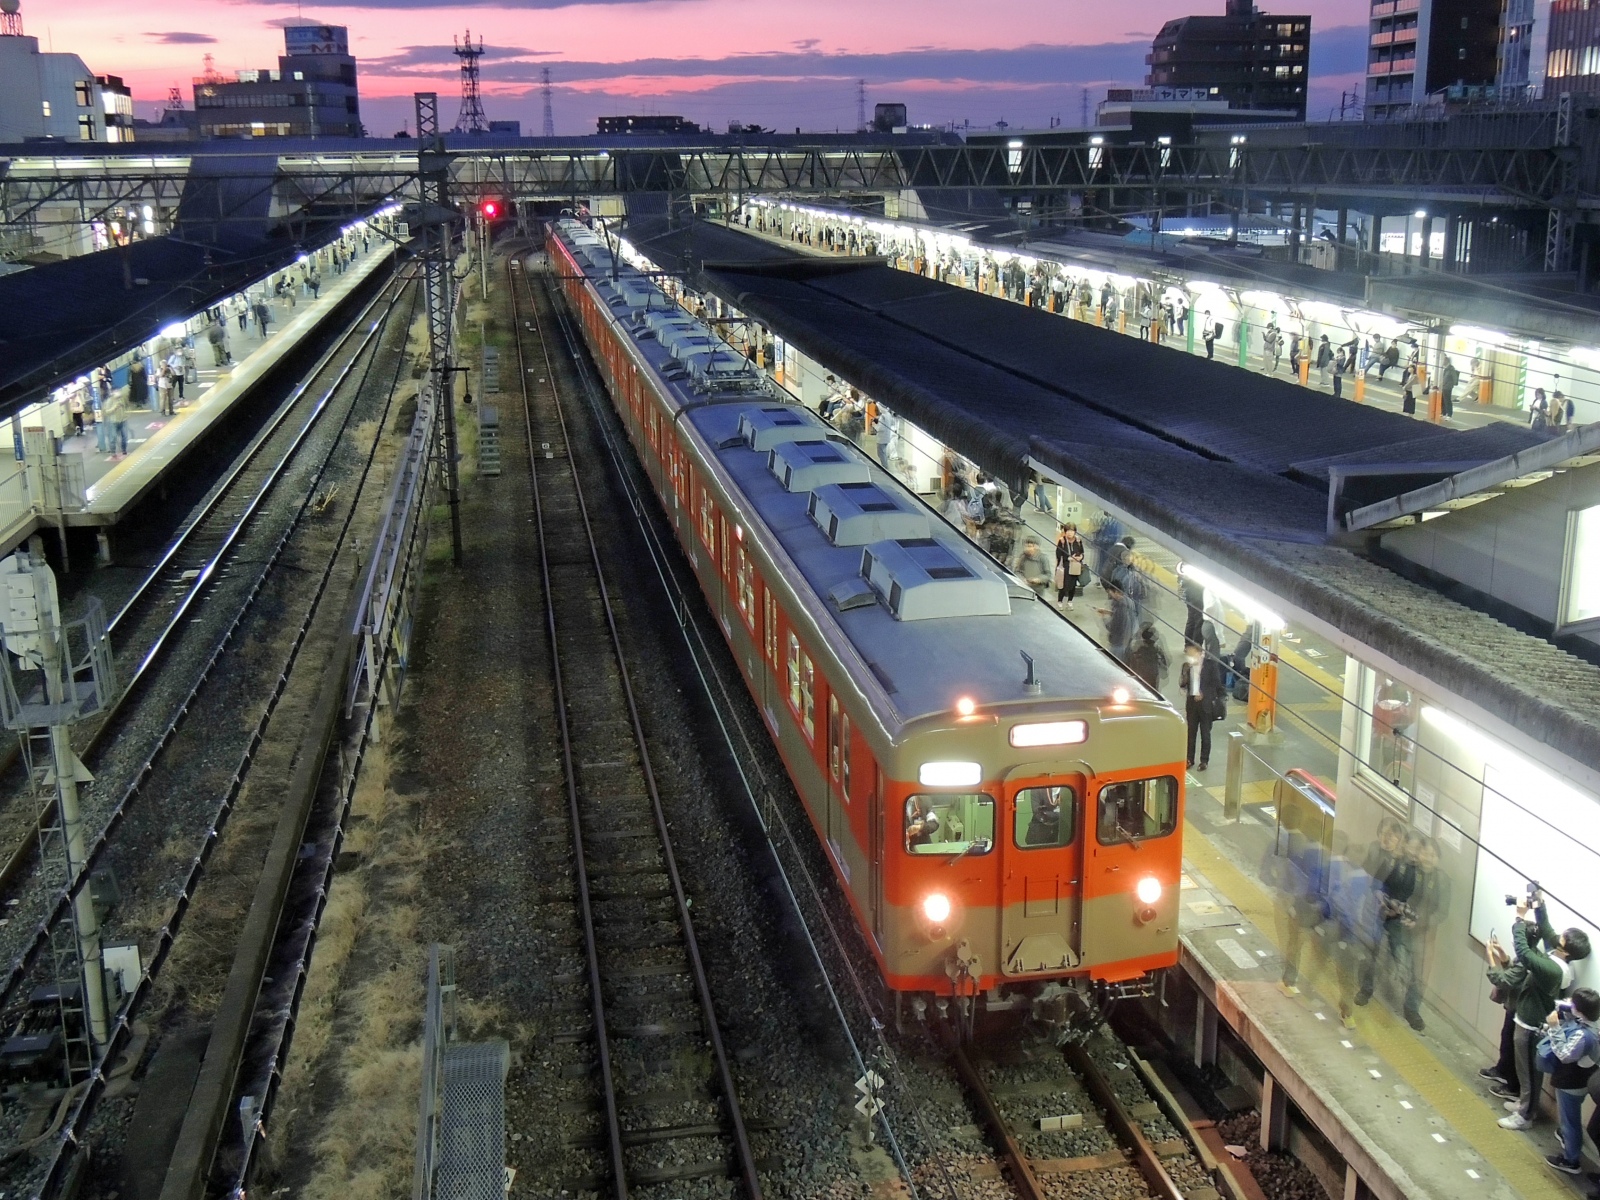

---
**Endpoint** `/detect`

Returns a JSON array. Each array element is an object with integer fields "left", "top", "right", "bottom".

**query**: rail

[
  {"left": 0, "top": 257, "right": 412, "bottom": 905},
  {"left": 25, "top": 274, "right": 418, "bottom": 1200},
  {"left": 511, "top": 253, "right": 762, "bottom": 1199}
]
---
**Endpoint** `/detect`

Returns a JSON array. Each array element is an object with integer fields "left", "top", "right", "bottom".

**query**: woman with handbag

[{"left": 1055, "top": 523, "right": 1086, "bottom": 607}]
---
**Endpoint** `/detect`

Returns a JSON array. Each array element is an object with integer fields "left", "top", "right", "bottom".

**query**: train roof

[{"left": 551, "top": 221, "right": 1156, "bottom": 730}]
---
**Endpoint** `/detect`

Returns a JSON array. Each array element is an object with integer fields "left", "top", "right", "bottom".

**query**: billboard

[{"left": 284, "top": 25, "right": 349, "bottom": 56}]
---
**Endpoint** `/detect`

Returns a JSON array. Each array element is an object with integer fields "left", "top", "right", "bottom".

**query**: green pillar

[
  {"left": 1237, "top": 319, "right": 1249, "bottom": 369},
  {"left": 1186, "top": 312, "right": 1196, "bottom": 355}
]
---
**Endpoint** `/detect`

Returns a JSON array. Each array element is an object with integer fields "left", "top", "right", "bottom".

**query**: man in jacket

[
  {"left": 1179, "top": 642, "right": 1224, "bottom": 770},
  {"left": 1538, "top": 987, "right": 1600, "bottom": 1174},
  {"left": 1501, "top": 893, "right": 1591, "bottom": 1130}
]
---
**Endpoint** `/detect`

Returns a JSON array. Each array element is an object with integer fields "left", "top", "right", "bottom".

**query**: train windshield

[
  {"left": 1013, "top": 786, "right": 1076, "bottom": 850},
  {"left": 1096, "top": 777, "right": 1178, "bottom": 845},
  {"left": 904, "top": 794, "right": 995, "bottom": 855}
]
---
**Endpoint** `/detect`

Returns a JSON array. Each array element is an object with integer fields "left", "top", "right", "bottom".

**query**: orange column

[
  {"left": 1353, "top": 375, "right": 1366, "bottom": 404},
  {"left": 1428, "top": 389, "right": 1444, "bottom": 422},
  {"left": 1298, "top": 357, "right": 1310, "bottom": 386},
  {"left": 1479, "top": 377, "right": 1493, "bottom": 405}
]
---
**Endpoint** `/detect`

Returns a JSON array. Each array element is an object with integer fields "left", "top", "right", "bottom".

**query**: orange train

[{"left": 547, "top": 221, "right": 1187, "bottom": 1024}]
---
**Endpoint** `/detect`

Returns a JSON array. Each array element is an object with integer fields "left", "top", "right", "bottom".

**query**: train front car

[
  {"left": 542, "top": 218, "right": 1186, "bottom": 1033},
  {"left": 883, "top": 683, "right": 1185, "bottom": 1029}
]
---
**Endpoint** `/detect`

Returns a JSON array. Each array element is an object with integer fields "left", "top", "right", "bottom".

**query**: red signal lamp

[{"left": 480, "top": 199, "right": 500, "bottom": 219}]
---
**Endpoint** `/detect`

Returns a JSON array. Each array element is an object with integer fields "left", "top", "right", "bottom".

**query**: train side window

[
  {"left": 699, "top": 489, "right": 716, "bottom": 557},
  {"left": 841, "top": 711, "right": 852, "bottom": 798},
  {"left": 1096, "top": 777, "right": 1178, "bottom": 845},
  {"left": 787, "top": 633, "right": 800, "bottom": 708},
  {"left": 736, "top": 550, "right": 755, "bottom": 630},
  {"left": 799, "top": 652, "right": 815, "bottom": 739},
  {"left": 764, "top": 589, "right": 778, "bottom": 665},
  {"left": 828, "top": 695, "right": 842, "bottom": 782},
  {"left": 1013, "top": 786, "right": 1076, "bottom": 850},
  {"left": 904, "top": 794, "right": 994, "bottom": 856}
]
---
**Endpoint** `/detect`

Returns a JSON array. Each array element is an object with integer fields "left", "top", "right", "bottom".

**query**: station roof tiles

[{"left": 628, "top": 217, "right": 1600, "bottom": 773}]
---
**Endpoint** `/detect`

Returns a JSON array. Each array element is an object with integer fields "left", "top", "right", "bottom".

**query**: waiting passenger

[
  {"left": 1179, "top": 641, "right": 1224, "bottom": 770},
  {"left": 1055, "top": 523, "right": 1086, "bottom": 607},
  {"left": 1354, "top": 829, "right": 1425, "bottom": 1030},
  {"left": 1098, "top": 583, "right": 1135, "bottom": 662},
  {"left": 1125, "top": 622, "right": 1169, "bottom": 697},
  {"left": 1013, "top": 538, "right": 1051, "bottom": 596},
  {"left": 1316, "top": 334, "right": 1333, "bottom": 385}
]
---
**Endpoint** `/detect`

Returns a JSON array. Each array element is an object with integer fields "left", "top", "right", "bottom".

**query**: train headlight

[
  {"left": 922, "top": 892, "right": 953, "bottom": 925},
  {"left": 1111, "top": 686, "right": 1132, "bottom": 705},
  {"left": 1135, "top": 876, "right": 1163, "bottom": 905}
]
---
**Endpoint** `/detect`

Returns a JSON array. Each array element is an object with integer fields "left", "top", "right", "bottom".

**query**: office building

[
  {"left": 1145, "top": 0, "right": 1311, "bottom": 119},
  {"left": 1365, "top": 0, "right": 1501, "bottom": 120},
  {"left": 1541, "top": 0, "right": 1600, "bottom": 96},
  {"left": 0, "top": 1, "right": 109, "bottom": 143},
  {"left": 96, "top": 75, "right": 134, "bottom": 143},
  {"left": 1497, "top": 0, "right": 1552, "bottom": 95},
  {"left": 193, "top": 25, "right": 361, "bottom": 140}
]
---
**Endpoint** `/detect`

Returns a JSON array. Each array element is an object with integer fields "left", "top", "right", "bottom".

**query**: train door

[
  {"left": 869, "top": 765, "right": 884, "bottom": 947},
  {"left": 999, "top": 767, "right": 1086, "bottom": 976}
]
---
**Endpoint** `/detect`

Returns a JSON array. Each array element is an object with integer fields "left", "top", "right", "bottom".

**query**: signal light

[{"left": 480, "top": 199, "right": 500, "bottom": 219}]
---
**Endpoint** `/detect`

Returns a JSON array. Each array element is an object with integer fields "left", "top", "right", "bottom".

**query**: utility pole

[
  {"left": 414, "top": 93, "right": 465, "bottom": 565},
  {"left": 0, "top": 542, "right": 116, "bottom": 1083},
  {"left": 541, "top": 66, "right": 555, "bottom": 138}
]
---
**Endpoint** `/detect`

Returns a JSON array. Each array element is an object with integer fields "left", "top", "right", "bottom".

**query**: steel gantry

[{"left": 3, "top": 109, "right": 1598, "bottom": 256}]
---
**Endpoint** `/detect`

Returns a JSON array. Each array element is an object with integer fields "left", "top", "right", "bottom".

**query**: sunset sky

[{"left": 24, "top": 0, "right": 1372, "bottom": 135}]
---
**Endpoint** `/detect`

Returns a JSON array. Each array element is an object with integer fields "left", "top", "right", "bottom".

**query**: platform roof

[{"left": 624, "top": 216, "right": 1600, "bottom": 776}]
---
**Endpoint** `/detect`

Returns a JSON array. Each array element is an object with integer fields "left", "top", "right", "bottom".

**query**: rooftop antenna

[
  {"left": 856, "top": 78, "right": 867, "bottom": 132},
  {"left": 167, "top": 85, "right": 184, "bottom": 111},
  {"left": 0, "top": 0, "right": 23, "bottom": 39},
  {"left": 541, "top": 65, "right": 554, "bottom": 137},
  {"left": 1080, "top": 87, "right": 1089, "bottom": 127},
  {"left": 453, "top": 29, "right": 488, "bottom": 134}
]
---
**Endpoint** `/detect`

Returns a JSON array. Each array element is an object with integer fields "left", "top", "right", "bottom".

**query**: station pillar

[{"left": 1260, "top": 1074, "right": 1290, "bottom": 1151}]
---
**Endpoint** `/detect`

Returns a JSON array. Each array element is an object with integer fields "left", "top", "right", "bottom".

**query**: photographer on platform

[{"left": 1500, "top": 886, "right": 1591, "bottom": 1131}]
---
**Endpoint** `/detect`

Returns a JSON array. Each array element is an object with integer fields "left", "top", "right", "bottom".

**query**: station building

[{"left": 0, "top": 2, "right": 112, "bottom": 145}]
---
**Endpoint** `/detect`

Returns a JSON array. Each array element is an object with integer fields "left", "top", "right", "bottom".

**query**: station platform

[
  {"left": 1179, "top": 812, "right": 1558, "bottom": 1200},
  {"left": 726, "top": 219, "right": 1534, "bottom": 437},
  {"left": 0, "top": 237, "right": 396, "bottom": 559}
]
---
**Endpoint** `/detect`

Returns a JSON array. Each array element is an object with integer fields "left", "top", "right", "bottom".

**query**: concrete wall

[
  {"left": 1381, "top": 458, "right": 1600, "bottom": 647},
  {"left": 0, "top": 39, "right": 103, "bottom": 143}
]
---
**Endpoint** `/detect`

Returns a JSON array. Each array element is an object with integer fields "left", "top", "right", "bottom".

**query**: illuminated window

[
  {"left": 764, "top": 588, "right": 778, "bottom": 665},
  {"left": 904, "top": 794, "right": 995, "bottom": 855},
  {"left": 699, "top": 488, "right": 715, "bottom": 556},
  {"left": 78, "top": 115, "right": 96, "bottom": 141},
  {"left": 1353, "top": 663, "right": 1416, "bottom": 806},
  {"left": 829, "top": 695, "right": 842, "bottom": 781},
  {"left": 1095, "top": 777, "right": 1178, "bottom": 845},
  {"left": 736, "top": 548, "right": 755, "bottom": 630},
  {"left": 75, "top": 81, "right": 92, "bottom": 107},
  {"left": 799, "top": 651, "right": 815, "bottom": 738},
  {"left": 841, "top": 709, "right": 851, "bottom": 797},
  {"left": 786, "top": 632, "right": 801, "bottom": 713},
  {"left": 1014, "top": 786, "right": 1076, "bottom": 849},
  {"left": 1563, "top": 504, "right": 1600, "bottom": 626},
  {"left": 41, "top": 100, "right": 51, "bottom": 118}
]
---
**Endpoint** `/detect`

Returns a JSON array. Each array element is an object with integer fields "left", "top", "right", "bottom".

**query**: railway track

[
  {"left": 0, "top": 255, "right": 414, "bottom": 907},
  {"left": 0, "top": 260, "right": 420, "bottom": 1194},
  {"left": 531, "top": 234, "right": 1236, "bottom": 1200},
  {"left": 510, "top": 254, "right": 764, "bottom": 1198}
]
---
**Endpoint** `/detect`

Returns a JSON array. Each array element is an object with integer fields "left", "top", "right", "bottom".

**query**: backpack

[{"left": 965, "top": 492, "right": 985, "bottom": 520}]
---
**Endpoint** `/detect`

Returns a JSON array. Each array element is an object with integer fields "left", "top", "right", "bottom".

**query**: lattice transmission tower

[
  {"left": 453, "top": 30, "right": 488, "bottom": 134},
  {"left": 541, "top": 66, "right": 554, "bottom": 137}
]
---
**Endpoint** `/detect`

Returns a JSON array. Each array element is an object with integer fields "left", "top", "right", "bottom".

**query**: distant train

[{"left": 546, "top": 220, "right": 1186, "bottom": 1026}]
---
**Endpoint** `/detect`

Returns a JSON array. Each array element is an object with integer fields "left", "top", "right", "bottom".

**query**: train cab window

[
  {"left": 904, "top": 794, "right": 994, "bottom": 856},
  {"left": 1013, "top": 786, "right": 1076, "bottom": 850},
  {"left": 1096, "top": 777, "right": 1179, "bottom": 845}
]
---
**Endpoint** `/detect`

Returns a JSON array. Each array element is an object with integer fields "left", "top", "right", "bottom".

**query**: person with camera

[
  {"left": 1536, "top": 987, "right": 1600, "bottom": 1175},
  {"left": 1499, "top": 886, "right": 1592, "bottom": 1131}
]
